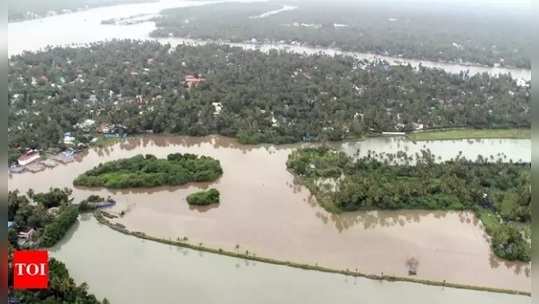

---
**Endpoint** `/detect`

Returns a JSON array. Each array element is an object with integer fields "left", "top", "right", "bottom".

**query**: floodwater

[
  {"left": 8, "top": 0, "right": 531, "bottom": 81},
  {"left": 8, "top": 1, "right": 532, "bottom": 301},
  {"left": 8, "top": 135, "right": 531, "bottom": 294},
  {"left": 49, "top": 214, "right": 530, "bottom": 304}
]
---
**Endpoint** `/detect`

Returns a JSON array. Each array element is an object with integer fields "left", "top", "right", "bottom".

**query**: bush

[{"left": 187, "top": 188, "right": 220, "bottom": 205}]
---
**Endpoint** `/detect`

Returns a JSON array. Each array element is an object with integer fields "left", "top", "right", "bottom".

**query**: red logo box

[{"left": 13, "top": 250, "right": 49, "bottom": 289}]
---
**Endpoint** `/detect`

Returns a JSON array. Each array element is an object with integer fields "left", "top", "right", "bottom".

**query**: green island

[
  {"left": 407, "top": 128, "right": 530, "bottom": 141},
  {"left": 286, "top": 147, "right": 530, "bottom": 262},
  {"left": 73, "top": 153, "right": 223, "bottom": 188},
  {"left": 187, "top": 188, "right": 220, "bottom": 205}
]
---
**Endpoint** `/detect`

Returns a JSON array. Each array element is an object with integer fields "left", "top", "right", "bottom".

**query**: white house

[
  {"left": 17, "top": 150, "right": 41, "bottom": 166},
  {"left": 64, "top": 132, "right": 76, "bottom": 145}
]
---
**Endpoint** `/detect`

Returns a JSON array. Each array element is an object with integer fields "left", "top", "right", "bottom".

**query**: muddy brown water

[
  {"left": 8, "top": 135, "right": 531, "bottom": 294},
  {"left": 48, "top": 214, "right": 530, "bottom": 304}
]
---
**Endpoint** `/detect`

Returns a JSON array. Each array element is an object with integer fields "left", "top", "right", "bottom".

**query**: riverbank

[
  {"left": 407, "top": 129, "right": 530, "bottom": 141},
  {"left": 94, "top": 211, "right": 530, "bottom": 296}
]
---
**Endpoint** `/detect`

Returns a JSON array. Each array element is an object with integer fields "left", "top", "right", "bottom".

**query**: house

[
  {"left": 18, "top": 228, "right": 36, "bottom": 240},
  {"left": 75, "top": 119, "right": 96, "bottom": 130},
  {"left": 412, "top": 123, "right": 424, "bottom": 130},
  {"left": 64, "top": 132, "right": 76, "bottom": 145},
  {"left": 17, "top": 150, "right": 41, "bottom": 166},
  {"left": 97, "top": 123, "right": 126, "bottom": 136},
  {"left": 47, "top": 207, "right": 61, "bottom": 215},
  {"left": 184, "top": 74, "right": 206, "bottom": 88},
  {"left": 97, "top": 123, "right": 111, "bottom": 134},
  {"left": 17, "top": 228, "right": 37, "bottom": 248}
]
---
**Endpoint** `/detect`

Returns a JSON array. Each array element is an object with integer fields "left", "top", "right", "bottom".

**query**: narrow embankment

[{"left": 95, "top": 211, "right": 530, "bottom": 297}]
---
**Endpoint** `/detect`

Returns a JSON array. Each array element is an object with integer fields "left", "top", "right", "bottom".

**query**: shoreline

[{"left": 94, "top": 211, "right": 531, "bottom": 296}]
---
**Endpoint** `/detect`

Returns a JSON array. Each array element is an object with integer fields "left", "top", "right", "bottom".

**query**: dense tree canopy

[
  {"left": 8, "top": 40, "right": 529, "bottom": 160},
  {"left": 74, "top": 153, "right": 223, "bottom": 188},
  {"left": 8, "top": 188, "right": 79, "bottom": 249}
]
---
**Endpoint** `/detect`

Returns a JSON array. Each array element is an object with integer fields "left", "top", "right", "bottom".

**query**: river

[
  {"left": 8, "top": 135, "right": 531, "bottom": 300},
  {"left": 8, "top": 0, "right": 531, "bottom": 82}
]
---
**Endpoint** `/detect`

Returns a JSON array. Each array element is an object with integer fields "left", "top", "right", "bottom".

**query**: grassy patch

[{"left": 407, "top": 129, "right": 530, "bottom": 141}]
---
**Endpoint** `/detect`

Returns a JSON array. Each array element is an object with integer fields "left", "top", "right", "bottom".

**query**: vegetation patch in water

[
  {"left": 73, "top": 153, "right": 223, "bottom": 188},
  {"left": 407, "top": 128, "right": 530, "bottom": 141},
  {"left": 287, "top": 147, "right": 531, "bottom": 262},
  {"left": 187, "top": 188, "right": 220, "bottom": 205}
]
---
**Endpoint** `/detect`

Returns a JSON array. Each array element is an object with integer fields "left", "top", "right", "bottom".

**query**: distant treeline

[{"left": 152, "top": 1, "right": 531, "bottom": 68}]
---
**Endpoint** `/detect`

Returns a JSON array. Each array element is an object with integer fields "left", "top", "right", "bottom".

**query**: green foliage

[
  {"left": 8, "top": 41, "right": 529, "bottom": 160},
  {"left": 491, "top": 224, "right": 530, "bottom": 262},
  {"left": 8, "top": 190, "right": 30, "bottom": 221},
  {"left": 288, "top": 147, "right": 531, "bottom": 262},
  {"left": 32, "top": 187, "right": 73, "bottom": 208},
  {"left": 187, "top": 188, "right": 220, "bottom": 205},
  {"left": 11, "top": 258, "right": 106, "bottom": 303},
  {"left": 79, "top": 195, "right": 106, "bottom": 212},
  {"left": 40, "top": 205, "right": 79, "bottom": 247},
  {"left": 9, "top": 190, "right": 51, "bottom": 231},
  {"left": 74, "top": 153, "right": 223, "bottom": 188}
]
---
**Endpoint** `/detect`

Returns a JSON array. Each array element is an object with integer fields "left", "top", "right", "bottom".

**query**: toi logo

[{"left": 13, "top": 250, "right": 49, "bottom": 289}]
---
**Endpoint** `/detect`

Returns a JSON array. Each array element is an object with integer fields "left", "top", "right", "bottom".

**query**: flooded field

[
  {"left": 48, "top": 214, "right": 531, "bottom": 304},
  {"left": 9, "top": 135, "right": 531, "bottom": 292}
]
